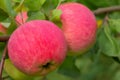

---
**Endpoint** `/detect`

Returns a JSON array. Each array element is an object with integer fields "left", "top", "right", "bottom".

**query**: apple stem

[
  {"left": 0, "top": 45, "right": 7, "bottom": 80},
  {"left": 56, "top": 0, "right": 64, "bottom": 9}
]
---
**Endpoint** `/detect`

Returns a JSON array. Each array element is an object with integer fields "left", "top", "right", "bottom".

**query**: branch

[
  {"left": 94, "top": 6, "right": 120, "bottom": 15},
  {"left": 0, "top": 45, "right": 7, "bottom": 80},
  {"left": 0, "top": 35, "right": 10, "bottom": 42},
  {"left": 102, "top": 13, "right": 109, "bottom": 26}
]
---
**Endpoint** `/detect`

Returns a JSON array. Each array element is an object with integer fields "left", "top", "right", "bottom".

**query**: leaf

[
  {"left": 108, "top": 19, "right": 120, "bottom": 33},
  {"left": 90, "top": 0, "right": 118, "bottom": 7},
  {"left": 50, "top": 9, "right": 62, "bottom": 27},
  {"left": 7, "top": 21, "right": 17, "bottom": 34},
  {"left": 42, "top": 0, "right": 59, "bottom": 16},
  {"left": 12, "top": 0, "right": 21, "bottom": 3},
  {"left": 0, "top": 8, "right": 9, "bottom": 21},
  {"left": 24, "top": 0, "right": 46, "bottom": 11},
  {"left": 0, "top": 0, "right": 16, "bottom": 18},
  {"left": 50, "top": 9, "right": 62, "bottom": 22},
  {"left": 47, "top": 71, "right": 73, "bottom": 80},
  {"left": 113, "top": 70, "right": 120, "bottom": 80},
  {"left": 58, "top": 56, "right": 80, "bottom": 78},
  {"left": 109, "top": 12, "right": 120, "bottom": 19},
  {"left": 1, "top": 22, "right": 11, "bottom": 28},
  {"left": 77, "top": 0, "right": 119, "bottom": 10},
  {"left": 4, "top": 59, "right": 34, "bottom": 80},
  {"left": 98, "top": 26, "right": 120, "bottom": 56},
  {"left": 27, "top": 11, "right": 45, "bottom": 21},
  {"left": 112, "top": 57, "right": 120, "bottom": 64},
  {"left": 75, "top": 56, "right": 92, "bottom": 72}
]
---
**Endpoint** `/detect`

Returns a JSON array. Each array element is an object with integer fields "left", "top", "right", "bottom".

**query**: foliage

[{"left": 0, "top": 0, "right": 120, "bottom": 80}]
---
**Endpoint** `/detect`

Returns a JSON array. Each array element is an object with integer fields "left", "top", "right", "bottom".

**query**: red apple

[
  {"left": 8, "top": 20, "right": 67, "bottom": 76},
  {"left": 15, "top": 12, "right": 28, "bottom": 25},
  {"left": 58, "top": 2, "right": 97, "bottom": 55},
  {"left": 0, "top": 23, "right": 6, "bottom": 34}
]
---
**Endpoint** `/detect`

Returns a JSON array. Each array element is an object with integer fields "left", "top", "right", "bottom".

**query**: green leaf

[
  {"left": 75, "top": 56, "right": 99, "bottom": 80},
  {"left": 77, "top": 0, "right": 119, "bottom": 10},
  {"left": 0, "top": 8, "right": 9, "bottom": 21},
  {"left": 109, "top": 19, "right": 120, "bottom": 33},
  {"left": 50, "top": 9, "right": 62, "bottom": 27},
  {"left": 27, "top": 11, "right": 45, "bottom": 21},
  {"left": 42, "top": 0, "right": 59, "bottom": 16},
  {"left": 4, "top": 59, "right": 34, "bottom": 80},
  {"left": 98, "top": 26, "right": 120, "bottom": 56},
  {"left": 75, "top": 56, "right": 92, "bottom": 71},
  {"left": 24, "top": 0, "right": 46, "bottom": 11},
  {"left": 109, "top": 12, "right": 120, "bottom": 19},
  {"left": 12, "top": 0, "right": 21, "bottom": 3},
  {"left": 47, "top": 70, "right": 73, "bottom": 80},
  {"left": 58, "top": 56, "right": 80, "bottom": 78},
  {"left": 0, "top": 0, "right": 16, "bottom": 18},
  {"left": 76, "top": 0, "right": 96, "bottom": 10},
  {"left": 90, "top": 0, "right": 118, "bottom": 7},
  {"left": 1, "top": 22, "right": 10, "bottom": 28},
  {"left": 113, "top": 70, "right": 120, "bottom": 80},
  {"left": 7, "top": 21, "right": 17, "bottom": 34},
  {"left": 50, "top": 9, "right": 62, "bottom": 22}
]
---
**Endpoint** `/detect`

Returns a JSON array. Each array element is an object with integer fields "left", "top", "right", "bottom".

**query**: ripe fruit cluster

[{"left": 8, "top": 2, "right": 97, "bottom": 76}]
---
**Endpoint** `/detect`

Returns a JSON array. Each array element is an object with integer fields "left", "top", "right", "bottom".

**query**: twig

[
  {"left": 0, "top": 45, "right": 7, "bottom": 80},
  {"left": 0, "top": 35, "right": 10, "bottom": 42},
  {"left": 94, "top": 6, "right": 120, "bottom": 15},
  {"left": 102, "top": 13, "right": 109, "bottom": 26}
]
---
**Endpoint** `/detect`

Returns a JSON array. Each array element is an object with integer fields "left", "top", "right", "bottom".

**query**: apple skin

[
  {"left": 8, "top": 20, "right": 67, "bottom": 76},
  {"left": 58, "top": 2, "right": 97, "bottom": 55},
  {"left": 0, "top": 23, "right": 6, "bottom": 34},
  {"left": 15, "top": 12, "right": 28, "bottom": 25}
]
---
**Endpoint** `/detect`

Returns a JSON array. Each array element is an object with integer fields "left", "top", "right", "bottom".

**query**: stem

[
  {"left": 0, "top": 35, "right": 10, "bottom": 42},
  {"left": 0, "top": 45, "right": 7, "bottom": 80},
  {"left": 94, "top": 6, "right": 120, "bottom": 15},
  {"left": 56, "top": 0, "right": 64, "bottom": 9},
  {"left": 102, "top": 13, "right": 109, "bottom": 26}
]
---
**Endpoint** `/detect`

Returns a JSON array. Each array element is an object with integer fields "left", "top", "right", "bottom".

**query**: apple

[
  {"left": 57, "top": 2, "right": 97, "bottom": 55},
  {"left": 0, "top": 23, "right": 6, "bottom": 34},
  {"left": 15, "top": 12, "right": 28, "bottom": 25},
  {"left": 8, "top": 20, "right": 67, "bottom": 76}
]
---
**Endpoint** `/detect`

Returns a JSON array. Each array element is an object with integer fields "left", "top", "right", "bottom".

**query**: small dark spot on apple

[{"left": 42, "top": 62, "right": 51, "bottom": 69}]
